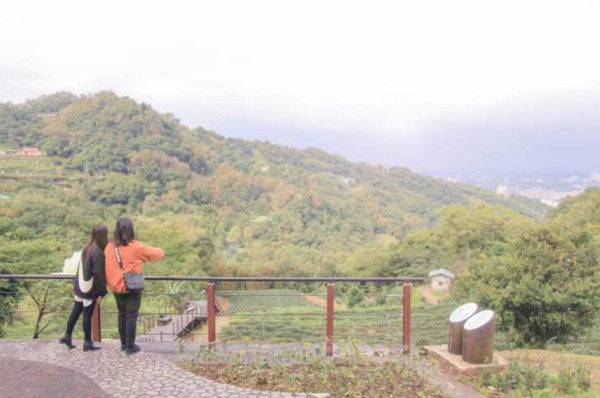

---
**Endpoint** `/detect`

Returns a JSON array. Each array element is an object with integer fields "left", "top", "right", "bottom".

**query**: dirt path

[
  {"left": 217, "top": 296, "right": 232, "bottom": 312},
  {"left": 417, "top": 285, "right": 449, "bottom": 304},
  {"left": 185, "top": 316, "right": 233, "bottom": 343},
  {"left": 304, "top": 295, "right": 347, "bottom": 310}
]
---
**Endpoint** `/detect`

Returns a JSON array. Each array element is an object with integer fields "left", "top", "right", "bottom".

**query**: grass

[
  {"left": 212, "top": 285, "right": 600, "bottom": 371},
  {"left": 218, "top": 287, "right": 458, "bottom": 346},
  {"left": 474, "top": 359, "right": 597, "bottom": 397},
  {"left": 0, "top": 156, "right": 55, "bottom": 174},
  {"left": 219, "top": 289, "right": 323, "bottom": 342},
  {"left": 500, "top": 349, "right": 600, "bottom": 394},
  {"left": 0, "top": 156, "right": 79, "bottom": 184}
]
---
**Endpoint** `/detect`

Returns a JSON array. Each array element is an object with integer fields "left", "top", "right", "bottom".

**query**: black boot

[
  {"left": 59, "top": 334, "right": 75, "bottom": 349},
  {"left": 121, "top": 343, "right": 126, "bottom": 352},
  {"left": 125, "top": 344, "right": 141, "bottom": 355},
  {"left": 83, "top": 340, "right": 101, "bottom": 352}
]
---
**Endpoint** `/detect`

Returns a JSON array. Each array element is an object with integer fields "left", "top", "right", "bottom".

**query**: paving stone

[{"left": 0, "top": 339, "right": 328, "bottom": 398}]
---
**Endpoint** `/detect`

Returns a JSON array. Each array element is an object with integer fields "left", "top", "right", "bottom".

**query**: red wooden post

[
  {"left": 402, "top": 282, "right": 412, "bottom": 354},
  {"left": 207, "top": 283, "right": 216, "bottom": 346},
  {"left": 326, "top": 283, "right": 335, "bottom": 356},
  {"left": 92, "top": 301, "right": 101, "bottom": 342}
]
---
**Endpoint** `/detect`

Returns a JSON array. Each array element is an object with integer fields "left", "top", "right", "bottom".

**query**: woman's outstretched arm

[{"left": 138, "top": 242, "right": 165, "bottom": 263}]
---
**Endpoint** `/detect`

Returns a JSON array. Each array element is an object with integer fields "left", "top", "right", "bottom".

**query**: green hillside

[{"left": 0, "top": 92, "right": 546, "bottom": 278}]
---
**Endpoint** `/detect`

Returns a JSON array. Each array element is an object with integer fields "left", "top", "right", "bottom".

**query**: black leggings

[
  {"left": 115, "top": 291, "right": 142, "bottom": 348},
  {"left": 65, "top": 301, "right": 95, "bottom": 341}
]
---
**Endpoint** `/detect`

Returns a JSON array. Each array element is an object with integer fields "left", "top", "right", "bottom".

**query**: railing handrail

[
  {"left": 0, "top": 273, "right": 418, "bottom": 353},
  {"left": 0, "top": 274, "right": 425, "bottom": 283}
]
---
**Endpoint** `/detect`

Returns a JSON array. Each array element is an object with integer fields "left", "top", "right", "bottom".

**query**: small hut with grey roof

[{"left": 428, "top": 269, "right": 455, "bottom": 290}]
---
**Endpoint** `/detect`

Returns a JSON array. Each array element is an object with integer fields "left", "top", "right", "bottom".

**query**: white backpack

[{"left": 62, "top": 250, "right": 82, "bottom": 275}]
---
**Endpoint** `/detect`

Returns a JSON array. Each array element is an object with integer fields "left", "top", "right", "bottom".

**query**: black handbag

[{"left": 114, "top": 245, "right": 145, "bottom": 292}]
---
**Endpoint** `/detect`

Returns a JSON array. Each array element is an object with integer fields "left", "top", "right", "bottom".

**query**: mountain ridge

[{"left": 0, "top": 91, "right": 547, "bottom": 276}]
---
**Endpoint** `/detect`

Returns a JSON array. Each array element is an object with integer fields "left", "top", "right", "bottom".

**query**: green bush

[
  {"left": 480, "top": 360, "right": 592, "bottom": 397},
  {"left": 346, "top": 286, "right": 364, "bottom": 308},
  {"left": 574, "top": 364, "right": 592, "bottom": 391}
]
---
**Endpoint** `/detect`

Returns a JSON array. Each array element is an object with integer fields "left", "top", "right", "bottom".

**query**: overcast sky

[{"left": 1, "top": 0, "right": 599, "bottom": 175}]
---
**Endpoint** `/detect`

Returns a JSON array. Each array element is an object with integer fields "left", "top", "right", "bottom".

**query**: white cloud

[{"left": 1, "top": 0, "right": 599, "bottom": 163}]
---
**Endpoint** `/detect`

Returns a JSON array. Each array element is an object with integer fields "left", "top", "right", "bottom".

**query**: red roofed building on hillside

[{"left": 16, "top": 148, "right": 43, "bottom": 156}]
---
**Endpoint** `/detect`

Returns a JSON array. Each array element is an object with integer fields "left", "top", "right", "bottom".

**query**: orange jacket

[{"left": 105, "top": 240, "right": 165, "bottom": 294}]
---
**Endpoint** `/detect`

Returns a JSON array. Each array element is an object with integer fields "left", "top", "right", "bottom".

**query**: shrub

[
  {"left": 558, "top": 366, "right": 576, "bottom": 394},
  {"left": 346, "top": 286, "right": 364, "bottom": 308},
  {"left": 480, "top": 360, "right": 592, "bottom": 397},
  {"left": 574, "top": 364, "right": 592, "bottom": 391}
]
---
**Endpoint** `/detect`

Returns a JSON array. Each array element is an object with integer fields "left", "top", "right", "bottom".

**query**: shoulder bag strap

[{"left": 114, "top": 244, "right": 124, "bottom": 270}]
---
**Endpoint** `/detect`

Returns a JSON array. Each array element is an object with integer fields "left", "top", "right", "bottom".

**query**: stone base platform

[{"left": 423, "top": 345, "right": 508, "bottom": 377}]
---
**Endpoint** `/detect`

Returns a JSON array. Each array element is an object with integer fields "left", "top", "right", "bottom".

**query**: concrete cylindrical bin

[
  {"left": 447, "top": 303, "right": 478, "bottom": 355},
  {"left": 462, "top": 310, "right": 495, "bottom": 364}
]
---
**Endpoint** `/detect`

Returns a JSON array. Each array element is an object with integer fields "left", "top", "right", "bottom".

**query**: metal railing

[{"left": 0, "top": 274, "right": 425, "bottom": 355}]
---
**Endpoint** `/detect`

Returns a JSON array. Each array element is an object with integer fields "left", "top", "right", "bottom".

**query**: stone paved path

[{"left": 0, "top": 340, "right": 327, "bottom": 398}]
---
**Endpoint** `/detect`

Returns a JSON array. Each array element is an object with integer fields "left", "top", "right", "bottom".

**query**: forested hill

[{"left": 0, "top": 92, "right": 546, "bottom": 277}]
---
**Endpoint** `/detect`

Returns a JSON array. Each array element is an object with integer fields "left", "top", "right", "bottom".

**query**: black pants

[
  {"left": 114, "top": 291, "right": 142, "bottom": 348},
  {"left": 65, "top": 301, "right": 95, "bottom": 341}
]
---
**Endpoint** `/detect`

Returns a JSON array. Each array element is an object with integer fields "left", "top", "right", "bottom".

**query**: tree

[
  {"left": 226, "top": 226, "right": 241, "bottom": 245},
  {"left": 0, "top": 238, "right": 72, "bottom": 338},
  {"left": 24, "top": 281, "right": 70, "bottom": 338},
  {"left": 550, "top": 187, "right": 600, "bottom": 235},
  {"left": 155, "top": 281, "right": 195, "bottom": 314},
  {"left": 394, "top": 203, "right": 535, "bottom": 276},
  {"left": 0, "top": 277, "right": 20, "bottom": 337},
  {"left": 194, "top": 236, "right": 216, "bottom": 262},
  {"left": 455, "top": 223, "right": 600, "bottom": 347},
  {"left": 41, "top": 137, "right": 72, "bottom": 157}
]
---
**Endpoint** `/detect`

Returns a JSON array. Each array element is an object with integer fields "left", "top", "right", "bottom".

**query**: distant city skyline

[{"left": 1, "top": 0, "right": 599, "bottom": 176}]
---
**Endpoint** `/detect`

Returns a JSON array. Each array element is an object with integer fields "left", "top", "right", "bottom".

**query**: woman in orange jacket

[{"left": 105, "top": 218, "right": 164, "bottom": 355}]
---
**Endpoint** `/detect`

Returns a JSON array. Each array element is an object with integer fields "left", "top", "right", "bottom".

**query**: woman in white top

[{"left": 59, "top": 225, "right": 108, "bottom": 351}]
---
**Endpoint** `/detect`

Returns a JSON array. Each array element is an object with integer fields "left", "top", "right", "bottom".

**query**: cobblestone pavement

[{"left": 0, "top": 340, "right": 328, "bottom": 398}]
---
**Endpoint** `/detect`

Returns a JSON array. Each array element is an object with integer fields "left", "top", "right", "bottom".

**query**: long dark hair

[
  {"left": 114, "top": 218, "right": 135, "bottom": 247},
  {"left": 82, "top": 224, "right": 109, "bottom": 260}
]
